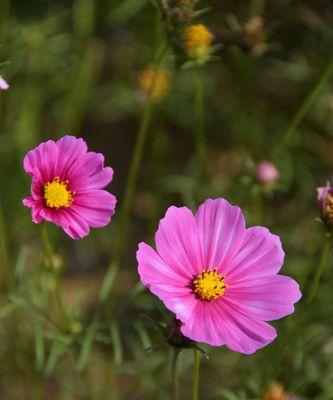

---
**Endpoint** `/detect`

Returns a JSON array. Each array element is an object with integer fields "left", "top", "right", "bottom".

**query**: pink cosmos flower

[
  {"left": 256, "top": 161, "right": 279, "bottom": 184},
  {"left": 0, "top": 75, "right": 9, "bottom": 90},
  {"left": 23, "top": 135, "right": 116, "bottom": 239},
  {"left": 137, "top": 198, "right": 301, "bottom": 354}
]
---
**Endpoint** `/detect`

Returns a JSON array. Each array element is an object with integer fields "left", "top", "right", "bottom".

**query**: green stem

[
  {"left": 99, "top": 41, "right": 169, "bottom": 303},
  {"left": 39, "top": 222, "right": 53, "bottom": 262},
  {"left": 194, "top": 70, "right": 205, "bottom": 169},
  {"left": 192, "top": 349, "right": 200, "bottom": 400},
  {"left": 171, "top": 349, "right": 180, "bottom": 400},
  {"left": 254, "top": 188, "right": 263, "bottom": 226},
  {"left": 306, "top": 235, "right": 330, "bottom": 306},
  {"left": 39, "top": 223, "right": 69, "bottom": 331},
  {"left": 273, "top": 59, "right": 333, "bottom": 157},
  {"left": 0, "top": 201, "right": 14, "bottom": 292}
]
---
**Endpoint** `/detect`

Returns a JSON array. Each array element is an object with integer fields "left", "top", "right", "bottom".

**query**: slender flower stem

[
  {"left": 0, "top": 201, "right": 14, "bottom": 292},
  {"left": 194, "top": 69, "right": 206, "bottom": 169},
  {"left": 192, "top": 349, "right": 200, "bottom": 400},
  {"left": 39, "top": 223, "right": 69, "bottom": 331},
  {"left": 40, "top": 222, "right": 53, "bottom": 262},
  {"left": 306, "top": 234, "right": 330, "bottom": 306},
  {"left": 273, "top": 59, "right": 333, "bottom": 157},
  {"left": 268, "top": 234, "right": 331, "bottom": 382},
  {"left": 171, "top": 349, "right": 180, "bottom": 400},
  {"left": 99, "top": 41, "right": 169, "bottom": 303}
]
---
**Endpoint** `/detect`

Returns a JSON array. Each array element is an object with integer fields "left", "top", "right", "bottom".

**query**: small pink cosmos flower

[
  {"left": 256, "top": 161, "right": 279, "bottom": 184},
  {"left": 0, "top": 75, "right": 9, "bottom": 90},
  {"left": 23, "top": 135, "right": 116, "bottom": 239},
  {"left": 137, "top": 198, "right": 301, "bottom": 354}
]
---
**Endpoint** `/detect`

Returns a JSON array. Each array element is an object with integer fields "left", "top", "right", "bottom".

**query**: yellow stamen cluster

[
  {"left": 44, "top": 177, "right": 75, "bottom": 209},
  {"left": 138, "top": 65, "right": 171, "bottom": 103},
  {"left": 183, "top": 24, "right": 214, "bottom": 57},
  {"left": 193, "top": 268, "right": 227, "bottom": 302}
]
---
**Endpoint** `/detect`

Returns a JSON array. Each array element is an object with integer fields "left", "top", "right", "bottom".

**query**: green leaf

[
  {"left": 108, "top": 0, "right": 149, "bottom": 25},
  {"left": 134, "top": 321, "right": 151, "bottom": 349},
  {"left": 35, "top": 324, "right": 45, "bottom": 371},
  {"left": 45, "top": 340, "right": 66, "bottom": 375},
  {"left": 110, "top": 320, "right": 123, "bottom": 366},
  {"left": 15, "top": 246, "right": 29, "bottom": 283},
  {"left": 76, "top": 320, "right": 97, "bottom": 371},
  {"left": 0, "top": 302, "right": 19, "bottom": 320},
  {"left": 99, "top": 262, "right": 118, "bottom": 303}
]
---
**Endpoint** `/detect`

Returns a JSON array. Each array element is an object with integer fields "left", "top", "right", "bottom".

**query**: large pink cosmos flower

[
  {"left": 23, "top": 135, "right": 116, "bottom": 239},
  {"left": 137, "top": 198, "right": 301, "bottom": 354}
]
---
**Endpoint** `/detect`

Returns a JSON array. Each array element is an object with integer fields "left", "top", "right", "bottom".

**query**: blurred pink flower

[
  {"left": 23, "top": 135, "right": 116, "bottom": 239},
  {"left": 256, "top": 161, "right": 279, "bottom": 184},
  {"left": 0, "top": 75, "right": 9, "bottom": 90},
  {"left": 137, "top": 198, "right": 301, "bottom": 354}
]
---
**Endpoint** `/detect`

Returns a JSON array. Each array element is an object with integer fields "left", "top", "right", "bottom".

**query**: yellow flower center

[
  {"left": 184, "top": 24, "right": 214, "bottom": 49},
  {"left": 193, "top": 269, "right": 227, "bottom": 302},
  {"left": 44, "top": 177, "right": 75, "bottom": 208}
]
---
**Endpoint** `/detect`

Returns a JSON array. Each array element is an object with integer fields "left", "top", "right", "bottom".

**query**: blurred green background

[{"left": 1, "top": 0, "right": 333, "bottom": 399}]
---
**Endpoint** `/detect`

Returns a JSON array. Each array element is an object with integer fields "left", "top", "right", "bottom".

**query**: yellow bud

[
  {"left": 138, "top": 65, "right": 171, "bottom": 103},
  {"left": 184, "top": 24, "right": 214, "bottom": 48},
  {"left": 264, "top": 382, "right": 289, "bottom": 400},
  {"left": 183, "top": 24, "right": 214, "bottom": 59},
  {"left": 71, "top": 321, "right": 83, "bottom": 334}
]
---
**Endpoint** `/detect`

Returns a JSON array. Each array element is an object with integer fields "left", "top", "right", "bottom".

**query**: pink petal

[
  {"left": 71, "top": 190, "right": 116, "bottom": 228},
  {"left": 23, "top": 197, "right": 35, "bottom": 207},
  {"left": 23, "top": 140, "right": 58, "bottom": 181},
  {"left": 155, "top": 206, "right": 203, "bottom": 278},
  {"left": 181, "top": 299, "right": 277, "bottom": 353},
  {"left": 224, "top": 226, "right": 284, "bottom": 281},
  {"left": 39, "top": 208, "right": 90, "bottom": 239},
  {"left": 55, "top": 136, "right": 88, "bottom": 179},
  {"left": 180, "top": 301, "right": 228, "bottom": 347},
  {"left": 22, "top": 197, "right": 44, "bottom": 223},
  {"left": 0, "top": 75, "right": 9, "bottom": 90},
  {"left": 224, "top": 275, "right": 301, "bottom": 321},
  {"left": 195, "top": 198, "right": 246, "bottom": 272},
  {"left": 61, "top": 209, "right": 90, "bottom": 239},
  {"left": 137, "top": 242, "right": 196, "bottom": 321},
  {"left": 67, "top": 152, "right": 113, "bottom": 191}
]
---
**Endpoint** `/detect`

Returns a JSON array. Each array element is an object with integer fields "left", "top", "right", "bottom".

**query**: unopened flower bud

[
  {"left": 317, "top": 183, "right": 333, "bottom": 229},
  {"left": 264, "top": 382, "right": 289, "bottom": 400},
  {"left": 183, "top": 24, "right": 214, "bottom": 61},
  {"left": 240, "top": 16, "right": 267, "bottom": 56},
  {"left": 255, "top": 161, "right": 279, "bottom": 185},
  {"left": 166, "top": 318, "right": 191, "bottom": 348}
]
